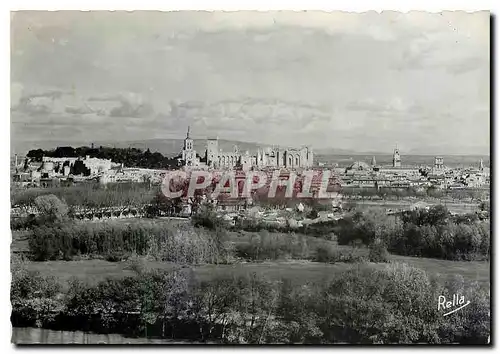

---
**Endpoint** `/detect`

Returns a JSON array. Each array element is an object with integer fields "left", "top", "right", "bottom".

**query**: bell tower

[
  {"left": 392, "top": 146, "right": 401, "bottom": 168},
  {"left": 183, "top": 126, "right": 193, "bottom": 151},
  {"left": 182, "top": 126, "right": 195, "bottom": 166}
]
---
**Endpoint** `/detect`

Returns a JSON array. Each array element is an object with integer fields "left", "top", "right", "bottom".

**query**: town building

[
  {"left": 392, "top": 148, "right": 401, "bottom": 168},
  {"left": 179, "top": 127, "right": 314, "bottom": 170},
  {"left": 41, "top": 156, "right": 114, "bottom": 175},
  {"left": 180, "top": 126, "right": 202, "bottom": 167}
]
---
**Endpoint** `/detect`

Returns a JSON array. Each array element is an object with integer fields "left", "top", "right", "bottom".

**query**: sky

[{"left": 10, "top": 11, "right": 490, "bottom": 155}]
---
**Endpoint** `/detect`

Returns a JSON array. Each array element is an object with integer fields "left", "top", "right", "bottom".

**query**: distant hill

[
  {"left": 12, "top": 138, "right": 490, "bottom": 163},
  {"left": 314, "top": 147, "right": 384, "bottom": 155}
]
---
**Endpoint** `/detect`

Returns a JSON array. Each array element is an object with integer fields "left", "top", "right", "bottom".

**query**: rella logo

[
  {"left": 438, "top": 294, "right": 471, "bottom": 317},
  {"left": 160, "top": 169, "right": 341, "bottom": 200}
]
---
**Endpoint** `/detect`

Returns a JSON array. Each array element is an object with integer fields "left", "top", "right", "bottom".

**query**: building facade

[
  {"left": 41, "top": 156, "right": 113, "bottom": 176},
  {"left": 392, "top": 148, "right": 401, "bottom": 168},
  {"left": 180, "top": 126, "right": 201, "bottom": 167},
  {"left": 179, "top": 128, "right": 314, "bottom": 170}
]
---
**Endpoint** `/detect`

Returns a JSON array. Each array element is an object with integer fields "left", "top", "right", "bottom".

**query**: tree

[
  {"left": 338, "top": 208, "right": 401, "bottom": 247},
  {"left": 425, "top": 205, "right": 449, "bottom": 226},
  {"left": 478, "top": 200, "right": 490, "bottom": 219},
  {"left": 26, "top": 149, "right": 45, "bottom": 162}
]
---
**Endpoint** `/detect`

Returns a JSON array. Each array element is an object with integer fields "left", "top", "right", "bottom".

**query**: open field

[
  {"left": 349, "top": 199, "right": 480, "bottom": 214},
  {"left": 19, "top": 256, "right": 489, "bottom": 290},
  {"left": 13, "top": 218, "right": 490, "bottom": 289}
]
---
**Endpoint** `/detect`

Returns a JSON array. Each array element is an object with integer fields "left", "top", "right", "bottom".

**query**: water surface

[{"left": 12, "top": 327, "right": 200, "bottom": 344}]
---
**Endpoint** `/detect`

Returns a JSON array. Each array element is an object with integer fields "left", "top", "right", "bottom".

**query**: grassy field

[
  {"left": 13, "top": 222, "right": 490, "bottom": 290},
  {"left": 12, "top": 208, "right": 490, "bottom": 295},
  {"left": 18, "top": 255, "right": 489, "bottom": 290},
  {"left": 350, "top": 199, "right": 480, "bottom": 214}
]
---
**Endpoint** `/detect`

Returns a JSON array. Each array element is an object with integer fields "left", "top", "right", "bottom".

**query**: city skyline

[{"left": 11, "top": 11, "right": 490, "bottom": 155}]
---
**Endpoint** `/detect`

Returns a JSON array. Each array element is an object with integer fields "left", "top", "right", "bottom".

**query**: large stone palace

[{"left": 180, "top": 127, "right": 314, "bottom": 170}]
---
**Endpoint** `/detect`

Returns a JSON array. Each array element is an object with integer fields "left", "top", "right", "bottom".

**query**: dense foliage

[
  {"left": 337, "top": 206, "right": 490, "bottom": 261},
  {"left": 234, "top": 230, "right": 311, "bottom": 261},
  {"left": 28, "top": 220, "right": 231, "bottom": 264},
  {"left": 26, "top": 146, "right": 180, "bottom": 169}
]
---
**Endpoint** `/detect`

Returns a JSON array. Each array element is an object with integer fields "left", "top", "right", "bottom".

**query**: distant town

[{"left": 13, "top": 127, "right": 490, "bottom": 192}]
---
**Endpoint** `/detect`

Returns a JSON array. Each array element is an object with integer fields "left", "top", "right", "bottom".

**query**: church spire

[{"left": 187, "top": 125, "right": 190, "bottom": 139}]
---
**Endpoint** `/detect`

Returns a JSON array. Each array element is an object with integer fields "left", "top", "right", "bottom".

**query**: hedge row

[{"left": 28, "top": 220, "right": 230, "bottom": 264}]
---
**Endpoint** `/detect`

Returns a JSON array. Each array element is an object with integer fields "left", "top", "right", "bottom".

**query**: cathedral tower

[
  {"left": 392, "top": 148, "right": 401, "bottom": 168},
  {"left": 182, "top": 126, "right": 196, "bottom": 166}
]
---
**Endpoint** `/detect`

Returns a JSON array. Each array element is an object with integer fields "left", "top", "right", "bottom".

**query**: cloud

[
  {"left": 345, "top": 97, "right": 418, "bottom": 115},
  {"left": 13, "top": 89, "right": 156, "bottom": 119},
  {"left": 88, "top": 93, "right": 155, "bottom": 118},
  {"left": 109, "top": 100, "right": 154, "bottom": 118},
  {"left": 446, "top": 57, "right": 486, "bottom": 75},
  {"left": 160, "top": 98, "right": 335, "bottom": 146},
  {"left": 10, "top": 11, "right": 490, "bottom": 154},
  {"left": 10, "top": 82, "right": 24, "bottom": 107},
  {"left": 12, "top": 89, "right": 66, "bottom": 115},
  {"left": 65, "top": 104, "right": 94, "bottom": 115}
]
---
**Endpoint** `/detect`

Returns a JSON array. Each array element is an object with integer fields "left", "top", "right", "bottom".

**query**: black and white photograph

[{"left": 9, "top": 9, "right": 491, "bottom": 345}]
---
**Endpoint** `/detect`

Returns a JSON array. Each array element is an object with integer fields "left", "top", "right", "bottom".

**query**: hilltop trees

[{"left": 26, "top": 146, "right": 179, "bottom": 169}]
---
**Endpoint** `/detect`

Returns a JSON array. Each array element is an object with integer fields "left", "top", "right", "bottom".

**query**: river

[{"left": 11, "top": 327, "right": 203, "bottom": 344}]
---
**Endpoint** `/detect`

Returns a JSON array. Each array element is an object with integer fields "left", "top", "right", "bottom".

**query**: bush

[
  {"left": 235, "top": 231, "right": 312, "bottom": 261},
  {"left": 34, "top": 194, "right": 69, "bottom": 224},
  {"left": 192, "top": 205, "right": 227, "bottom": 230},
  {"left": 316, "top": 263, "right": 489, "bottom": 344},
  {"left": 10, "top": 266, "right": 62, "bottom": 328},
  {"left": 314, "top": 243, "right": 364, "bottom": 264},
  {"left": 105, "top": 252, "right": 127, "bottom": 262},
  {"left": 314, "top": 243, "right": 338, "bottom": 263},
  {"left": 368, "top": 239, "right": 390, "bottom": 263},
  {"left": 11, "top": 215, "right": 38, "bottom": 230},
  {"left": 298, "top": 220, "right": 339, "bottom": 237}
]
